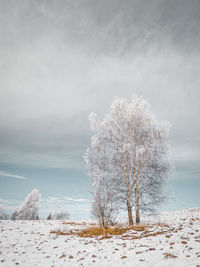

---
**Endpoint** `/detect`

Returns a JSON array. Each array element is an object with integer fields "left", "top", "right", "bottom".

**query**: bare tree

[
  {"left": 0, "top": 205, "right": 9, "bottom": 220},
  {"left": 91, "top": 178, "right": 118, "bottom": 228},
  {"left": 50, "top": 210, "right": 70, "bottom": 220},
  {"left": 11, "top": 210, "right": 18, "bottom": 220},
  {"left": 85, "top": 96, "right": 171, "bottom": 225},
  {"left": 47, "top": 212, "right": 52, "bottom": 220}
]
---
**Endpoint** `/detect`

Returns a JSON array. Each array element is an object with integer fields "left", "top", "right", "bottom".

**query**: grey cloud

[
  {"left": 0, "top": 51, "right": 200, "bottom": 169},
  {"left": 1, "top": 0, "right": 200, "bottom": 54},
  {"left": 0, "top": 0, "right": 199, "bottom": 175}
]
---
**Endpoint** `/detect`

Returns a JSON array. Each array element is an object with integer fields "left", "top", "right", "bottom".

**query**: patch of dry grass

[
  {"left": 77, "top": 225, "right": 153, "bottom": 238},
  {"left": 77, "top": 227, "right": 128, "bottom": 237},
  {"left": 50, "top": 222, "right": 176, "bottom": 240},
  {"left": 50, "top": 225, "right": 151, "bottom": 238}
]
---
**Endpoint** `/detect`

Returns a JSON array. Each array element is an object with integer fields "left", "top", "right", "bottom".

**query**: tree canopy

[{"left": 85, "top": 96, "right": 171, "bottom": 225}]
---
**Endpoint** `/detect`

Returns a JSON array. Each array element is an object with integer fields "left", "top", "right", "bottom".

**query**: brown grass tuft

[
  {"left": 164, "top": 253, "right": 178, "bottom": 259},
  {"left": 157, "top": 222, "right": 170, "bottom": 228},
  {"left": 60, "top": 254, "right": 66, "bottom": 258},
  {"left": 129, "top": 225, "right": 150, "bottom": 231},
  {"left": 143, "top": 231, "right": 167, "bottom": 238},
  {"left": 121, "top": 256, "right": 127, "bottom": 259},
  {"left": 181, "top": 241, "right": 187, "bottom": 244}
]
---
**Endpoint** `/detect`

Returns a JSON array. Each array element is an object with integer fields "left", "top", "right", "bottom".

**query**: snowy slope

[{"left": 0, "top": 207, "right": 200, "bottom": 267}]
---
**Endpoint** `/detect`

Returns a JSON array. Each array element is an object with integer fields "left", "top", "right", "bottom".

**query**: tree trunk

[
  {"left": 135, "top": 187, "right": 140, "bottom": 224},
  {"left": 127, "top": 201, "right": 134, "bottom": 226}
]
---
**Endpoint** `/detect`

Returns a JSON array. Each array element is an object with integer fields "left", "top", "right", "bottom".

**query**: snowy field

[{"left": 0, "top": 207, "right": 200, "bottom": 267}]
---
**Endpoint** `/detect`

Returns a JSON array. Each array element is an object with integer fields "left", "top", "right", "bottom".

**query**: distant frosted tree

[
  {"left": 85, "top": 96, "right": 171, "bottom": 225},
  {"left": 50, "top": 210, "right": 70, "bottom": 220},
  {"left": 0, "top": 205, "right": 9, "bottom": 220},
  {"left": 16, "top": 189, "right": 41, "bottom": 220}
]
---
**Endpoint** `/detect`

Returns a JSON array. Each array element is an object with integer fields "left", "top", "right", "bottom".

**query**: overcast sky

[{"left": 0, "top": 0, "right": 200, "bottom": 219}]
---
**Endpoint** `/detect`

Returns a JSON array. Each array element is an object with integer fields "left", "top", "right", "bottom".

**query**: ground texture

[{"left": 0, "top": 207, "right": 200, "bottom": 266}]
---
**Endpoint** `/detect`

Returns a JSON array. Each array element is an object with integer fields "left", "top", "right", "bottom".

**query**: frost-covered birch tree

[
  {"left": 16, "top": 189, "right": 41, "bottom": 220},
  {"left": 85, "top": 96, "right": 171, "bottom": 225}
]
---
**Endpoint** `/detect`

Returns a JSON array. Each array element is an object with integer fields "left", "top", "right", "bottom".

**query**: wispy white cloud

[
  {"left": 64, "top": 197, "right": 89, "bottom": 202},
  {"left": 0, "top": 171, "right": 27, "bottom": 180},
  {"left": 45, "top": 196, "right": 89, "bottom": 204},
  {"left": 46, "top": 196, "right": 60, "bottom": 203},
  {"left": 0, "top": 198, "right": 21, "bottom": 205}
]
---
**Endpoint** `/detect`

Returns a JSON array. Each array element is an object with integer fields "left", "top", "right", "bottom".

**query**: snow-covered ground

[{"left": 0, "top": 207, "right": 200, "bottom": 267}]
